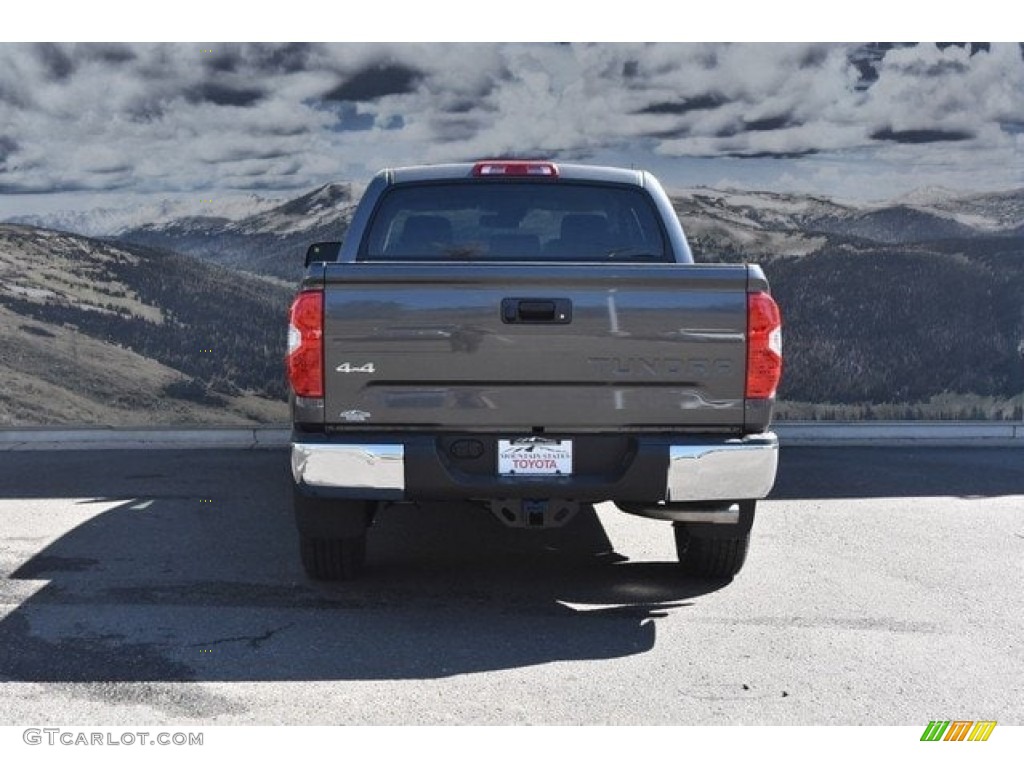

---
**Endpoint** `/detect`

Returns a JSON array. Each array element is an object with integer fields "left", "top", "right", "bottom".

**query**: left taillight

[{"left": 286, "top": 289, "right": 324, "bottom": 398}]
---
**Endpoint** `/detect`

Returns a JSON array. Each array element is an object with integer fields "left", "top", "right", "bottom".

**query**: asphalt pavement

[{"left": 0, "top": 446, "right": 1021, "bottom": 725}]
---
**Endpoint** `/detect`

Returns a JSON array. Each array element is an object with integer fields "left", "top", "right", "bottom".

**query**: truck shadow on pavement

[{"left": 0, "top": 449, "right": 724, "bottom": 686}]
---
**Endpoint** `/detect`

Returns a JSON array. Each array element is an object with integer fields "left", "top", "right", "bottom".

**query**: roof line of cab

[{"left": 381, "top": 161, "right": 648, "bottom": 187}]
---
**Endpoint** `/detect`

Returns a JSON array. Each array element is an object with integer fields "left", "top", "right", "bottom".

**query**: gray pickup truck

[{"left": 287, "top": 161, "right": 782, "bottom": 580}]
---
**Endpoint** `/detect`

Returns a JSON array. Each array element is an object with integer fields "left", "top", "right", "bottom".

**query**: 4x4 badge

[{"left": 336, "top": 362, "right": 376, "bottom": 374}]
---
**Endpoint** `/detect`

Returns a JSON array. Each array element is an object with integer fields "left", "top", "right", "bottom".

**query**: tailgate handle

[{"left": 502, "top": 298, "right": 572, "bottom": 324}]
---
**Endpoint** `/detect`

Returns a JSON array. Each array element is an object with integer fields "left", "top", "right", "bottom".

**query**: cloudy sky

[{"left": 0, "top": 42, "right": 1021, "bottom": 218}]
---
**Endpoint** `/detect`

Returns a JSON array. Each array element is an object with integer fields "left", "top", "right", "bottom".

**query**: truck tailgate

[{"left": 321, "top": 263, "right": 753, "bottom": 431}]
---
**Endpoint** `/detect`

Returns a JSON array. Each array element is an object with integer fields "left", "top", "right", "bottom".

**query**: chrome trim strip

[
  {"left": 666, "top": 432, "right": 778, "bottom": 501},
  {"left": 291, "top": 443, "right": 405, "bottom": 492},
  {"left": 634, "top": 507, "right": 741, "bottom": 528},
  {"left": 669, "top": 509, "right": 741, "bottom": 523},
  {"left": 674, "top": 330, "right": 746, "bottom": 343},
  {"left": 620, "top": 505, "right": 742, "bottom": 524}
]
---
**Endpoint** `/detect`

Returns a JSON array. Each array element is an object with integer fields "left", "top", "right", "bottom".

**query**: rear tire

[
  {"left": 293, "top": 489, "right": 374, "bottom": 581},
  {"left": 673, "top": 500, "right": 755, "bottom": 579},
  {"left": 299, "top": 533, "right": 366, "bottom": 581}
]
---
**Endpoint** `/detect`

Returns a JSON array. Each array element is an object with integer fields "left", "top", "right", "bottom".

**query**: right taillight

[
  {"left": 746, "top": 291, "right": 782, "bottom": 399},
  {"left": 286, "top": 289, "right": 324, "bottom": 398}
]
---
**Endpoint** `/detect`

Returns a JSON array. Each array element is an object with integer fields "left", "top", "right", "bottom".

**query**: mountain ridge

[
  {"left": 3, "top": 181, "right": 1023, "bottom": 423},
  {"left": 9, "top": 182, "right": 1022, "bottom": 278},
  {"left": 115, "top": 183, "right": 358, "bottom": 279}
]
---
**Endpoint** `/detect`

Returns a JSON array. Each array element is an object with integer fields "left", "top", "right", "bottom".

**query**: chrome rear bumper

[
  {"left": 291, "top": 443, "right": 404, "bottom": 496},
  {"left": 290, "top": 431, "right": 778, "bottom": 509},
  {"left": 666, "top": 432, "right": 778, "bottom": 501}
]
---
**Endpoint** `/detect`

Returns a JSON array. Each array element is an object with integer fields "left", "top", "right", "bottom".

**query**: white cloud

[{"left": 0, "top": 42, "right": 1020, "bottom": 215}]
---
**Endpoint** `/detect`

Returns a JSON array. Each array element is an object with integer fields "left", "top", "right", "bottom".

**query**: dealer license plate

[{"left": 498, "top": 438, "right": 573, "bottom": 476}]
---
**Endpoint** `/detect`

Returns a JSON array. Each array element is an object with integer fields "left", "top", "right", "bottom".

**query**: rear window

[{"left": 360, "top": 181, "right": 669, "bottom": 262}]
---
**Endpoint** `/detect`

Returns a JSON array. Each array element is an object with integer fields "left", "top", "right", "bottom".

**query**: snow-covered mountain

[
  {"left": 671, "top": 187, "right": 1024, "bottom": 259},
  {"left": 918, "top": 190, "right": 1024, "bottom": 233},
  {"left": 117, "top": 183, "right": 360, "bottom": 280},
  {"left": 7, "top": 193, "right": 281, "bottom": 238},
  {"left": 225, "top": 183, "right": 361, "bottom": 237},
  {"left": 7, "top": 181, "right": 1021, "bottom": 279}
]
